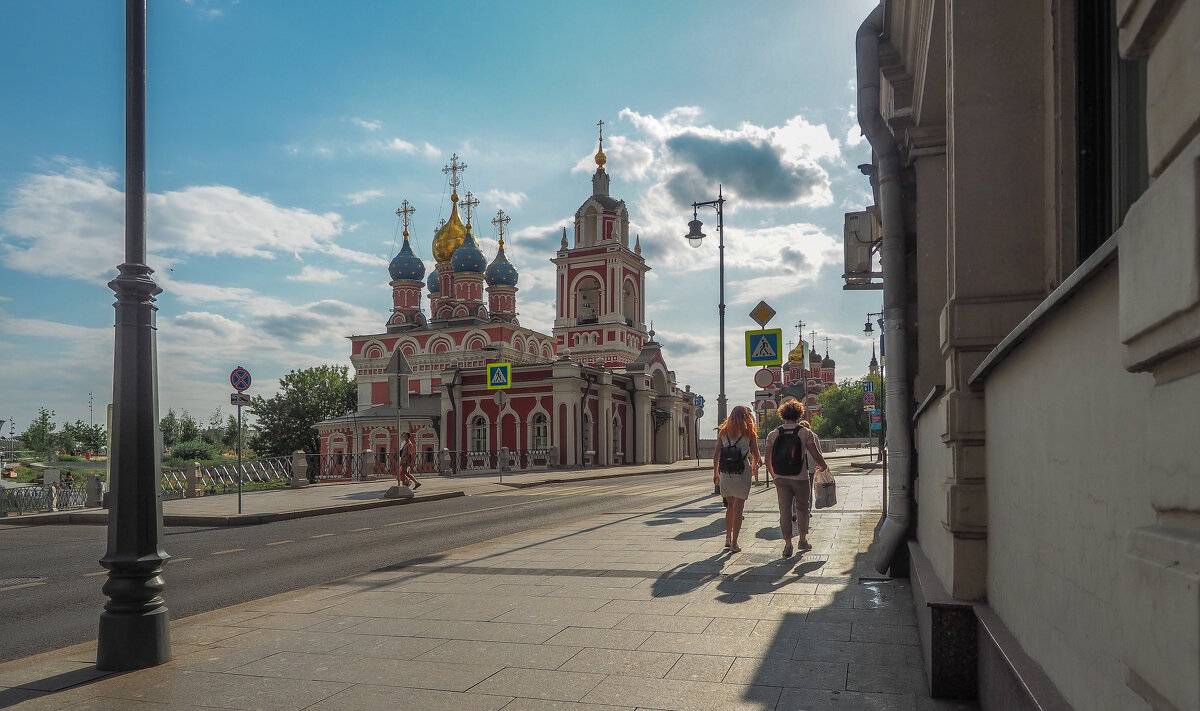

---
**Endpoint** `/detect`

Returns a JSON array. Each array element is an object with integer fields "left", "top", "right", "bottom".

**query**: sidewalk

[
  {"left": 0, "top": 449, "right": 871, "bottom": 528},
  {"left": 0, "top": 459, "right": 974, "bottom": 711}
]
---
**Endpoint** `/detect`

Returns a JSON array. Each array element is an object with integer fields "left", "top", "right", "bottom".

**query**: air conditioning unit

[{"left": 843, "top": 208, "right": 882, "bottom": 290}]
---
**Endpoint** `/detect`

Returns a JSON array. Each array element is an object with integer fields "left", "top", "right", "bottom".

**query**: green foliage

[
  {"left": 21, "top": 407, "right": 57, "bottom": 454},
  {"left": 59, "top": 420, "right": 107, "bottom": 453},
  {"left": 810, "top": 377, "right": 878, "bottom": 439},
  {"left": 758, "top": 409, "right": 782, "bottom": 433},
  {"left": 160, "top": 409, "right": 180, "bottom": 448},
  {"left": 170, "top": 438, "right": 218, "bottom": 462},
  {"left": 249, "top": 365, "right": 357, "bottom": 456},
  {"left": 178, "top": 411, "right": 200, "bottom": 443},
  {"left": 222, "top": 414, "right": 249, "bottom": 451}
]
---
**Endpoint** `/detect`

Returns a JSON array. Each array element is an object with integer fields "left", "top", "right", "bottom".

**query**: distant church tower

[
  {"left": 869, "top": 344, "right": 879, "bottom": 376},
  {"left": 551, "top": 121, "right": 650, "bottom": 366}
]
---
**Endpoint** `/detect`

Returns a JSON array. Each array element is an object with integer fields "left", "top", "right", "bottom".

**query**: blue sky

[{"left": 0, "top": 0, "right": 882, "bottom": 437}]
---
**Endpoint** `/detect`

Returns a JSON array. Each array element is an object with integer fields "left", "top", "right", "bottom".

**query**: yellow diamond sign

[{"left": 749, "top": 301, "right": 776, "bottom": 328}]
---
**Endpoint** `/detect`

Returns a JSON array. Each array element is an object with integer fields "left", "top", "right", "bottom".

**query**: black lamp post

[
  {"left": 864, "top": 310, "right": 884, "bottom": 460},
  {"left": 96, "top": 0, "right": 171, "bottom": 671},
  {"left": 684, "top": 186, "right": 727, "bottom": 424}
]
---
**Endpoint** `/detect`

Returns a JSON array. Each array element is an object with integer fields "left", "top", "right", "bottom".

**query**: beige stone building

[{"left": 850, "top": 1, "right": 1200, "bottom": 709}]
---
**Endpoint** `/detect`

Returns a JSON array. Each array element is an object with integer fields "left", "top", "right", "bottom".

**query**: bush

[{"left": 170, "top": 439, "right": 218, "bottom": 462}]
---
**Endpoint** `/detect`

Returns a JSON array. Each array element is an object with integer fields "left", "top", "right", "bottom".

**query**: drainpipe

[{"left": 857, "top": 4, "right": 914, "bottom": 575}]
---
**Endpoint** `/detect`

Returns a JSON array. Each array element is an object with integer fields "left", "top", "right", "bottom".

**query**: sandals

[
  {"left": 729, "top": 543, "right": 742, "bottom": 553},
  {"left": 782, "top": 544, "right": 794, "bottom": 558}
]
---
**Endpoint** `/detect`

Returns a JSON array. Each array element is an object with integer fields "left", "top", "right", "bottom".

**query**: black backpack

[
  {"left": 772, "top": 426, "right": 807, "bottom": 477},
  {"left": 718, "top": 437, "right": 745, "bottom": 475}
]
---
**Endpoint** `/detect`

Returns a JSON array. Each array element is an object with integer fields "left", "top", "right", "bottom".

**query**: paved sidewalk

[
  {"left": 0, "top": 449, "right": 872, "bottom": 527},
  {"left": 0, "top": 459, "right": 974, "bottom": 710}
]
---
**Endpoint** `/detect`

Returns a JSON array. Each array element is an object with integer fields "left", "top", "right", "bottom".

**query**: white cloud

[
  {"left": 344, "top": 189, "right": 383, "bottom": 205},
  {"left": 287, "top": 265, "right": 347, "bottom": 283},
  {"left": 480, "top": 189, "right": 527, "bottom": 210},
  {"left": 353, "top": 118, "right": 382, "bottom": 131},
  {"left": 572, "top": 135, "right": 656, "bottom": 181},
  {"left": 383, "top": 138, "right": 417, "bottom": 153}
]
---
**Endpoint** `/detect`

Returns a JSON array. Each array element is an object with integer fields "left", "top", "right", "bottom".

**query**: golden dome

[
  {"left": 432, "top": 190, "right": 468, "bottom": 263},
  {"left": 595, "top": 146, "right": 607, "bottom": 170},
  {"left": 787, "top": 340, "right": 807, "bottom": 364}
]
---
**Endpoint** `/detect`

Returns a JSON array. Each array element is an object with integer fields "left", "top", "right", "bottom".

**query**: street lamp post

[
  {"left": 864, "top": 310, "right": 885, "bottom": 461},
  {"left": 97, "top": 0, "right": 171, "bottom": 671},
  {"left": 684, "top": 186, "right": 728, "bottom": 424}
]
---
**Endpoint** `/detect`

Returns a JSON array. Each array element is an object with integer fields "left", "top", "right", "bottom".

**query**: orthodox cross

[
  {"left": 795, "top": 320, "right": 805, "bottom": 343},
  {"left": 459, "top": 191, "right": 479, "bottom": 227},
  {"left": 810, "top": 330, "right": 818, "bottom": 351},
  {"left": 395, "top": 199, "right": 415, "bottom": 238},
  {"left": 442, "top": 153, "right": 466, "bottom": 192},
  {"left": 822, "top": 336, "right": 832, "bottom": 355},
  {"left": 491, "top": 209, "right": 511, "bottom": 246},
  {"left": 598, "top": 119, "right": 605, "bottom": 145}
]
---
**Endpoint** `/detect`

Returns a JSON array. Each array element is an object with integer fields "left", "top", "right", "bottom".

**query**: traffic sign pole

[{"left": 229, "top": 367, "right": 251, "bottom": 514}]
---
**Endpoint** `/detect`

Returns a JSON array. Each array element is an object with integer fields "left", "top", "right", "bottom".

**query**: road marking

[
  {"left": 168, "top": 557, "right": 193, "bottom": 564},
  {"left": 0, "top": 581, "right": 45, "bottom": 593},
  {"left": 350, "top": 527, "right": 373, "bottom": 532},
  {"left": 83, "top": 571, "right": 107, "bottom": 577},
  {"left": 266, "top": 540, "right": 293, "bottom": 546},
  {"left": 311, "top": 533, "right": 335, "bottom": 539},
  {"left": 211, "top": 548, "right": 244, "bottom": 555}
]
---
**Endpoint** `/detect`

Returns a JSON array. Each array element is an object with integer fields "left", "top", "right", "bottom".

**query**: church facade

[
  {"left": 753, "top": 339, "right": 837, "bottom": 418},
  {"left": 314, "top": 136, "right": 701, "bottom": 470}
]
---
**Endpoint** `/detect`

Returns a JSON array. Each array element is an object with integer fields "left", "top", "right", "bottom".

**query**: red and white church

[{"left": 314, "top": 135, "right": 702, "bottom": 470}]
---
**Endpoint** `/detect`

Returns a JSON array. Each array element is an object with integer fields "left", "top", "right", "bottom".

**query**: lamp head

[
  {"left": 863, "top": 320, "right": 874, "bottom": 335},
  {"left": 685, "top": 218, "right": 705, "bottom": 248}
]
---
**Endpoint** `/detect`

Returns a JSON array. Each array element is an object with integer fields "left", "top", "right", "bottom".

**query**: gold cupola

[
  {"left": 787, "top": 340, "right": 807, "bottom": 364},
  {"left": 594, "top": 119, "right": 607, "bottom": 170},
  {"left": 432, "top": 192, "right": 468, "bottom": 264}
]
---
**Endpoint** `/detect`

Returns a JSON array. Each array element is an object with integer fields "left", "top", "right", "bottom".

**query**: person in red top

[
  {"left": 765, "top": 398, "right": 828, "bottom": 558},
  {"left": 398, "top": 431, "right": 421, "bottom": 490}
]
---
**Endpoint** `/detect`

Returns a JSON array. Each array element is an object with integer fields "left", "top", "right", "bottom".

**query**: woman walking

[
  {"left": 714, "top": 405, "right": 761, "bottom": 553},
  {"left": 765, "top": 399, "right": 828, "bottom": 557},
  {"left": 398, "top": 431, "right": 421, "bottom": 490}
]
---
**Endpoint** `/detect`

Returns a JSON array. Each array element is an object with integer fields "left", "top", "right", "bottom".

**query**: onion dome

[
  {"left": 787, "top": 340, "right": 807, "bottom": 364},
  {"left": 822, "top": 354, "right": 836, "bottom": 368},
  {"left": 388, "top": 233, "right": 426, "bottom": 282},
  {"left": 809, "top": 346, "right": 821, "bottom": 364},
  {"left": 485, "top": 239, "right": 519, "bottom": 287},
  {"left": 432, "top": 191, "right": 468, "bottom": 264},
  {"left": 426, "top": 269, "right": 440, "bottom": 294},
  {"left": 450, "top": 226, "right": 487, "bottom": 273}
]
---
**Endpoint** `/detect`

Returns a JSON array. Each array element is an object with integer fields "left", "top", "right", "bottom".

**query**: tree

[
  {"left": 810, "top": 378, "right": 876, "bottom": 439},
  {"left": 21, "top": 407, "right": 57, "bottom": 454},
  {"left": 758, "top": 409, "right": 782, "bottom": 433},
  {"left": 249, "top": 365, "right": 356, "bottom": 456},
  {"left": 205, "top": 408, "right": 225, "bottom": 447},
  {"left": 160, "top": 409, "right": 180, "bottom": 449},
  {"left": 222, "top": 414, "right": 247, "bottom": 452},
  {"left": 178, "top": 410, "right": 200, "bottom": 443}
]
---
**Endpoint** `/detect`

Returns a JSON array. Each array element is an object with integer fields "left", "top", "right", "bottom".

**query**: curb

[
  {"left": 0, "top": 491, "right": 466, "bottom": 527},
  {"left": 499, "top": 464, "right": 706, "bottom": 489}
]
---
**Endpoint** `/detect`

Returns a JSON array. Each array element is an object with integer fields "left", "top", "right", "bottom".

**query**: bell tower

[{"left": 551, "top": 122, "right": 651, "bottom": 367}]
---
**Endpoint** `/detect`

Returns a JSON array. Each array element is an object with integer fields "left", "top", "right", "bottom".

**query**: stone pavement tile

[
  {"left": 777, "top": 688, "right": 916, "bottom": 711},
  {"left": 336, "top": 616, "right": 436, "bottom": 637},
  {"left": 415, "top": 619, "right": 566, "bottom": 644},
  {"left": 673, "top": 600, "right": 776, "bottom": 619},
  {"left": 805, "top": 607, "right": 916, "bottom": 627},
  {"left": 637, "top": 632, "right": 798, "bottom": 660},
  {"left": 491, "top": 608, "right": 628, "bottom": 629},
  {"left": 557, "top": 648, "right": 681, "bottom": 679},
  {"left": 303, "top": 616, "right": 375, "bottom": 633},
  {"left": 171, "top": 624, "right": 254, "bottom": 646},
  {"left": 851, "top": 622, "right": 920, "bottom": 647},
  {"left": 303, "top": 683, "right": 510, "bottom": 711},
  {"left": 915, "top": 697, "right": 979, "bottom": 710},
  {"left": 495, "top": 698, "right": 633, "bottom": 711},
  {"left": 230, "top": 650, "right": 501, "bottom": 692},
  {"left": 544, "top": 627, "right": 652, "bottom": 650},
  {"left": 169, "top": 646, "right": 277, "bottom": 673},
  {"left": 722, "top": 657, "right": 847, "bottom": 691},
  {"left": 227, "top": 612, "right": 338, "bottom": 631},
  {"left": 327, "top": 634, "right": 448, "bottom": 660},
  {"left": 771, "top": 592, "right": 851, "bottom": 610},
  {"left": 414, "top": 640, "right": 582, "bottom": 670},
  {"left": 0, "top": 660, "right": 110, "bottom": 692},
  {"left": 847, "top": 662, "right": 928, "bottom": 695},
  {"left": 439, "top": 593, "right": 609, "bottom": 613},
  {"left": 487, "top": 584, "right": 559, "bottom": 597},
  {"left": 213, "top": 627, "right": 364, "bottom": 654},
  {"left": 595, "top": 599, "right": 687, "bottom": 616},
  {"left": 580, "top": 676, "right": 782, "bottom": 711},
  {"left": 78, "top": 667, "right": 348, "bottom": 710},
  {"left": 754, "top": 618, "right": 851, "bottom": 642},
  {"left": 53, "top": 697, "right": 216, "bottom": 710},
  {"left": 468, "top": 668, "right": 606, "bottom": 702},
  {"left": 614, "top": 613, "right": 712, "bottom": 634},
  {"left": 545, "top": 587, "right": 655, "bottom": 602},
  {"left": 664, "top": 653, "right": 736, "bottom": 682},
  {"left": 412, "top": 600, "right": 522, "bottom": 622},
  {"left": 791, "top": 640, "right": 923, "bottom": 669},
  {"left": 703, "top": 618, "right": 759, "bottom": 636}
]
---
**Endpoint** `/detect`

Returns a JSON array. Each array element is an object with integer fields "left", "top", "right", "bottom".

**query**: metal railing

[
  {"left": 159, "top": 456, "right": 294, "bottom": 497},
  {"left": 1, "top": 485, "right": 88, "bottom": 515}
]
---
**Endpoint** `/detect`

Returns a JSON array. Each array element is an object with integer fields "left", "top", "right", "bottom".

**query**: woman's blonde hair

[{"left": 719, "top": 405, "right": 757, "bottom": 442}]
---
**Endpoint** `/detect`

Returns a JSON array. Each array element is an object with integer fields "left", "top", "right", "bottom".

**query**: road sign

[
  {"left": 695, "top": 395, "right": 705, "bottom": 408},
  {"left": 863, "top": 405, "right": 874, "bottom": 411},
  {"left": 753, "top": 368, "right": 775, "bottom": 388},
  {"left": 871, "top": 420, "right": 883, "bottom": 431},
  {"left": 745, "top": 329, "right": 783, "bottom": 366},
  {"left": 863, "top": 392, "right": 876, "bottom": 406},
  {"left": 230, "top": 366, "right": 251, "bottom": 392},
  {"left": 493, "top": 391, "right": 508, "bottom": 407},
  {"left": 862, "top": 379, "right": 874, "bottom": 393},
  {"left": 749, "top": 301, "right": 777, "bottom": 328},
  {"left": 486, "top": 362, "right": 512, "bottom": 390},
  {"left": 230, "top": 392, "right": 251, "bottom": 406},
  {"left": 870, "top": 413, "right": 882, "bottom": 423}
]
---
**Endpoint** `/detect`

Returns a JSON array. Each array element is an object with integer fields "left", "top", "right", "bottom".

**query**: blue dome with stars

[
  {"left": 388, "top": 237, "right": 426, "bottom": 282},
  {"left": 426, "top": 269, "right": 440, "bottom": 294},
  {"left": 450, "top": 228, "right": 488, "bottom": 273},
  {"left": 485, "top": 241, "right": 519, "bottom": 287}
]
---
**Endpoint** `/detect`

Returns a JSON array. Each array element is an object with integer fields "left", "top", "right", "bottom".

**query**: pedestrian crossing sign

[
  {"left": 745, "top": 329, "right": 783, "bottom": 366},
  {"left": 486, "top": 362, "right": 512, "bottom": 390}
]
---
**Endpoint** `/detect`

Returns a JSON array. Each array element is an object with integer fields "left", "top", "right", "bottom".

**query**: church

[
  {"left": 752, "top": 337, "right": 838, "bottom": 419},
  {"left": 314, "top": 131, "right": 702, "bottom": 472}
]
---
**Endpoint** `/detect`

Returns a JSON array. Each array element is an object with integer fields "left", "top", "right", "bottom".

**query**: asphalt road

[{"left": 0, "top": 470, "right": 713, "bottom": 663}]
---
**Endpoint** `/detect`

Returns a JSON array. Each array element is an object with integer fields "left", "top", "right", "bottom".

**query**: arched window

[
  {"left": 532, "top": 413, "right": 548, "bottom": 449},
  {"left": 575, "top": 276, "right": 601, "bottom": 324},
  {"left": 622, "top": 283, "right": 637, "bottom": 325},
  {"left": 471, "top": 416, "right": 488, "bottom": 452}
]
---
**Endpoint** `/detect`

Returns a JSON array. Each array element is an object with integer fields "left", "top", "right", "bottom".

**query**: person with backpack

[
  {"left": 765, "top": 398, "right": 829, "bottom": 557},
  {"left": 713, "top": 405, "right": 761, "bottom": 553}
]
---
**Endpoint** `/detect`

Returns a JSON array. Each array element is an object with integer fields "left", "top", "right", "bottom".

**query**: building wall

[{"left": 984, "top": 265, "right": 1156, "bottom": 710}]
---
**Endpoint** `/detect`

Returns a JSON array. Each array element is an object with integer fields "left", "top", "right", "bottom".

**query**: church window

[
  {"left": 471, "top": 416, "right": 488, "bottom": 452},
  {"left": 532, "top": 413, "right": 548, "bottom": 449},
  {"left": 575, "top": 276, "right": 600, "bottom": 324}
]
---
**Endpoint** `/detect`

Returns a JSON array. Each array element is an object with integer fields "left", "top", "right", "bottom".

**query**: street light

[
  {"left": 683, "top": 186, "right": 728, "bottom": 424},
  {"left": 864, "top": 310, "right": 884, "bottom": 461}
]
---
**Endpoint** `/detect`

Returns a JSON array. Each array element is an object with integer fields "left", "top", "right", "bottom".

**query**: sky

[{"left": 0, "top": 0, "right": 883, "bottom": 438}]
